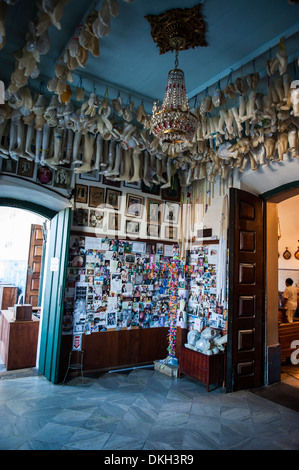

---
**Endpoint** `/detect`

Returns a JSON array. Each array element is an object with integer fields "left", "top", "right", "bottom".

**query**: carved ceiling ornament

[{"left": 145, "top": 3, "right": 207, "bottom": 55}]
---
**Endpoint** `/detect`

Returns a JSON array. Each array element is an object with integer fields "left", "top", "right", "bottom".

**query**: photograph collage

[{"left": 62, "top": 234, "right": 227, "bottom": 336}]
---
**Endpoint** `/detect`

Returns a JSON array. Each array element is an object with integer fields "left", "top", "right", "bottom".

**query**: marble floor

[{"left": 0, "top": 363, "right": 299, "bottom": 450}]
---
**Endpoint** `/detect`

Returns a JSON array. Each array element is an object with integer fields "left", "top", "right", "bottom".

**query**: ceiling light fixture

[{"left": 145, "top": 3, "right": 207, "bottom": 158}]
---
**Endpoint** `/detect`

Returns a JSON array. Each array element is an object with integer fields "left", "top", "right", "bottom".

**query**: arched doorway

[
  {"left": 0, "top": 206, "right": 48, "bottom": 374},
  {"left": 0, "top": 179, "right": 72, "bottom": 384},
  {"left": 264, "top": 182, "right": 299, "bottom": 388}
]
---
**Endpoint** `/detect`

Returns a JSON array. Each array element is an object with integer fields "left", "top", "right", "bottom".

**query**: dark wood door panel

[
  {"left": 227, "top": 188, "right": 265, "bottom": 392},
  {"left": 25, "top": 224, "right": 43, "bottom": 307}
]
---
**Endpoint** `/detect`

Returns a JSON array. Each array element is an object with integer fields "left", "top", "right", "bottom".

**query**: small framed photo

[
  {"left": 17, "top": 158, "right": 34, "bottom": 178},
  {"left": 53, "top": 168, "right": 72, "bottom": 189},
  {"left": 147, "top": 223, "right": 160, "bottom": 238},
  {"left": 126, "top": 194, "right": 144, "bottom": 219},
  {"left": 1, "top": 158, "right": 17, "bottom": 174},
  {"left": 89, "top": 210, "right": 104, "bottom": 228},
  {"left": 163, "top": 201, "right": 180, "bottom": 224},
  {"left": 146, "top": 198, "right": 161, "bottom": 225},
  {"left": 124, "top": 181, "right": 142, "bottom": 190},
  {"left": 106, "top": 189, "right": 122, "bottom": 210},
  {"left": 126, "top": 219, "right": 140, "bottom": 235},
  {"left": 75, "top": 184, "right": 88, "bottom": 203},
  {"left": 108, "top": 212, "right": 121, "bottom": 231},
  {"left": 73, "top": 208, "right": 88, "bottom": 227},
  {"left": 103, "top": 176, "right": 121, "bottom": 188},
  {"left": 89, "top": 186, "right": 104, "bottom": 208},
  {"left": 142, "top": 181, "right": 160, "bottom": 196},
  {"left": 79, "top": 170, "right": 100, "bottom": 182},
  {"left": 37, "top": 165, "right": 53, "bottom": 185},
  {"left": 161, "top": 173, "right": 181, "bottom": 201},
  {"left": 165, "top": 225, "right": 178, "bottom": 240}
]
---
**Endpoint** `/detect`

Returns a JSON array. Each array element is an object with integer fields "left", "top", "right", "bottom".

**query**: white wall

[{"left": 277, "top": 194, "right": 299, "bottom": 291}]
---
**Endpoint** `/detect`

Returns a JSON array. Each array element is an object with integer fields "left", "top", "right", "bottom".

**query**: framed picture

[
  {"left": 37, "top": 165, "right": 53, "bottom": 185},
  {"left": 126, "top": 194, "right": 144, "bottom": 219},
  {"left": 147, "top": 223, "right": 160, "bottom": 238},
  {"left": 89, "top": 186, "right": 104, "bottom": 208},
  {"left": 103, "top": 175, "right": 121, "bottom": 188},
  {"left": 161, "top": 174, "right": 181, "bottom": 202},
  {"left": 108, "top": 212, "right": 121, "bottom": 231},
  {"left": 79, "top": 170, "right": 100, "bottom": 182},
  {"left": 0, "top": 158, "right": 17, "bottom": 174},
  {"left": 165, "top": 225, "right": 178, "bottom": 240},
  {"left": 163, "top": 201, "right": 180, "bottom": 224},
  {"left": 106, "top": 188, "right": 121, "bottom": 210},
  {"left": 124, "top": 181, "right": 142, "bottom": 190},
  {"left": 141, "top": 181, "right": 160, "bottom": 196},
  {"left": 53, "top": 168, "right": 72, "bottom": 189},
  {"left": 146, "top": 198, "right": 161, "bottom": 225},
  {"left": 73, "top": 208, "right": 88, "bottom": 226},
  {"left": 75, "top": 184, "right": 88, "bottom": 203},
  {"left": 17, "top": 158, "right": 34, "bottom": 178},
  {"left": 89, "top": 210, "right": 104, "bottom": 228},
  {"left": 126, "top": 219, "right": 140, "bottom": 235}
]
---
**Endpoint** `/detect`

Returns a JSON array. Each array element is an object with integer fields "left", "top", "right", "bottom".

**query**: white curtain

[{"left": 216, "top": 194, "right": 228, "bottom": 303}]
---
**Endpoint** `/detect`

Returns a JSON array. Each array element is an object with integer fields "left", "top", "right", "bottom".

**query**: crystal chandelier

[
  {"left": 150, "top": 49, "right": 198, "bottom": 156},
  {"left": 145, "top": 4, "right": 207, "bottom": 158}
]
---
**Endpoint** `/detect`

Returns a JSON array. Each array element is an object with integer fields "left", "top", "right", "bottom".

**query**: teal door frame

[
  {"left": 0, "top": 198, "right": 71, "bottom": 384},
  {"left": 38, "top": 208, "right": 71, "bottom": 383}
]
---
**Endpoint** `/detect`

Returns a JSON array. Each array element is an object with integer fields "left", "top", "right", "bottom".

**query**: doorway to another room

[
  {"left": 266, "top": 189, "right": 299, "bottom": 391},
  {"left": 277, "top": 194, "right": 299, "bottom": 387},
  {"left": 0, "top": 207, "right": 48, "bottom": 375}
]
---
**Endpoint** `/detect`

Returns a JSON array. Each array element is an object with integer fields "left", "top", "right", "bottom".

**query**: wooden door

[
  {"left": 38, "top": 208, "right": 71, "bottom": 384},
  {"left": 227, "top": 188, "right": 265, "bottom": 392},
  {"left": 25, "top": 224, "right": 43, "bottom": 306}
]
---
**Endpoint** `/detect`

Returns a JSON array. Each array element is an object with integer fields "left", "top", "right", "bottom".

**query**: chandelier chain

[{"left": 175, "top": 49, "right": 179, "bottom": 69}]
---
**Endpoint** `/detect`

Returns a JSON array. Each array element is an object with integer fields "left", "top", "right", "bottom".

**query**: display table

[
  {"left": 0, "top": 310, "right": 39, "bottom": 370},
  {"left": 178, "top": 346, "right": 226, "bottom": 391}
]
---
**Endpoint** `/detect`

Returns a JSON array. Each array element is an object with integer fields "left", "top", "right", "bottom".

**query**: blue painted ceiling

[{"left": 1, "top": 0, "right": 299, "bottom": 113}]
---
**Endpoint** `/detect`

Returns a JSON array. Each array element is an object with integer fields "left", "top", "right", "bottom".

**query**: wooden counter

[{"left": 0, "top": 310, "right": 40, "bottom": 370}]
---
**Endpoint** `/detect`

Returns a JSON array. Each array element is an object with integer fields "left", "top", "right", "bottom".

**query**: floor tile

[{"left": 0, "top": 365, "right": 298, "bottom": 450}]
